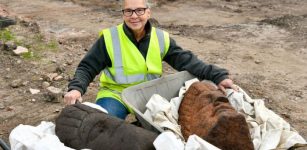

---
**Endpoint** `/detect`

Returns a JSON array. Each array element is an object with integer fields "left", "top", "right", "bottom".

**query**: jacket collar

[{"left": 123, "top": 21, "right": 152, "bottom": 43}]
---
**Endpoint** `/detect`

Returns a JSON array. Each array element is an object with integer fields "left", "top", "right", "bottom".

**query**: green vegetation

[
  {"left": 0, "top": 28, "right": 15, "bottom": 42},
  {"left": 46, "top": 39, "right": 59, "bottom": 51},
  {"left": 1, "top": 28, "right": 59, "bottom": 60},
  {"left": 21, "top": 51, "right": 35, "bottom": 59},
  {"left": 31, "top": 33, "right": 59, "bottom": 51}
]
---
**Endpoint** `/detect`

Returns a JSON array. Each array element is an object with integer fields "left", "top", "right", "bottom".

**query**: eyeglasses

[{"left": 122, "top": 8, "right": 147, "bottom": 17}]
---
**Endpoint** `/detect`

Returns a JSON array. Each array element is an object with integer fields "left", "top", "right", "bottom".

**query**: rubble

[
  {"left": 45, "top": 86, "right": 63, "bottom": 103},
  {"left": 46, "top": 73, "right": 58, "bottom": 81},
  {"left": 10, "top": 79, "right": 23, "bottom": 88},
  {"left": 29, "top": 88, "right": 40, "bottom": 94},
  {"left": 22, "top": 81, "right": 29, "bottom": 86},
  {"left": 54, "top": 75, "right": 63, "bottom": 81},
  {"left": 12, "top": 46, "right": 29, "bottom": 55},
  {"left": 3, "top": 41, "right": 17, "bottom": 51},
  {"left": 42, "top": 81, "right": 50, "bottom": 88},
  {"left": 0, "top": 103, "right": 5, "bottom": 109}
]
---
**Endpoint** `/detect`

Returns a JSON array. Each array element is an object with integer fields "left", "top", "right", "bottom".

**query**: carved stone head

[{"left": 178, "top": 81, "right": 254, "bottom": 150}]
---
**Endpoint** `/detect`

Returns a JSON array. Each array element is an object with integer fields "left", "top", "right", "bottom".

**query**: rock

[
  {"left": 22, "top": 81, "right": 29, "bottom": 86},
  {"left": 54, "top": 109, "right": 60, "bottom": 113},
  {"left": 4, "top": 41, "right": 17, "bottom": 51},
  {"left": 45, "top": 86, "right": 63, "bottom": 103},
  {"left": 5, "top": 68, "right": 10, "bottom": 71},
  {"left": 66, "top": 60, "right": 73, "bottom": 65},
  {"left": 47, "top": 86, "right": 62, "bottom": 93},
  {"left": 45, "top": 64, "right": 57, "bottom": 73},
  {"left": 255, "top": 60, "right": 262, "bottom": 64},
  {"left": 29, "top": 88, "right": 40, "bottom": 94},
  {"left": 6, "top": 106, "right": 14, "bottom": 111},
  {"left": 13, "top": 46, "right": 29, "bottom": 55},
  {"left": 42, "top": 81, "right": 50, "bottom": 88},
  {"left": 16, "top": 60, "right": 22, "bottom": 64},
  {"left": 19, "top": 18, "right": 40, "bottom": 33},
  {"left": 56, "top": 66, "right": 65, "bottom": 73},
  {"left": 54, "top": 75, "right": 63, "bottom": 81},
  {"left": 10, "top": 79, "right": 23, "bottom": 88},
  {"left": 4, "top": 75, "right": 11, "bottom": 79},
  {"left": 46, "top": 73, "right": 58, "bottom": 81},
  {"left": 0, "top": 103, "right": 5, "bottom": 109}
]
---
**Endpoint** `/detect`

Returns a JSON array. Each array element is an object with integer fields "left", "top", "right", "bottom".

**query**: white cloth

[
  {"left": 9, "top": 121, "right": 74, "bottom": 150},
  {"left": 226, "top": 88, "right": 307, "bottom": 150},
  {"left": 144, "top": 94, "right": 184, "bottom": 140},
  {"left": 145, "top": 78, "right": 306, "bottom": 150},
  {"left": 9, "top": 103, "right": 106, "bottom": 150},
  {"left": 145, "top": 79, "right": 220, "bottom": 149},
  {"left": 154, "top": 131, "right": 220, "bottom": 150},
  {"left": 82, "top": 102, "right": 108, "bottom": 114},
  {"left": 185, "top": 134, "right": 221, "bottom": 150}
]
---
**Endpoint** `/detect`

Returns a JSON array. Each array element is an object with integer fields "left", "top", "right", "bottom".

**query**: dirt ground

[{"left": 0, "top": 0, "right": 306, "bottom": 147}]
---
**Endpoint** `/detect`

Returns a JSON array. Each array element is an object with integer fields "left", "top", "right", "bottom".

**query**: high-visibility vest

[{"left": 97, "top": 24, "right": 170, "bottom": 112}]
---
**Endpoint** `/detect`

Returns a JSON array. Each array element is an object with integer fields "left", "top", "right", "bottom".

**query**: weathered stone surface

[
  {"left": 45, "top": 86, "right": 63, "bottom": 102},
  {"left": 42, "top": 81, "right": 50, "bottom": 88},
  {"left": 53, "top": 75, "right": 63, "bottom": 81},
  {"left": 13, "top": 46, "right": 28, "bottom": 55},
  {"left": 22, "top": 81, "right": 29, "bottom": 86},
  {"left": 3, "top": 41, "right": 17, "bottom": 51},
  {"left": 44, "top": 73, "right": 58, "bottom": 81},
  {"left": 29, "top": 88, "right": 40, "bottom": 94},
  {"left": 10, "top": 79, "right": 22, "bottom": 88},
  {"left": 178, "top": 81, "right": 254, "bottom": 150},
  {"left": 0, "top": 103, "right": 5, "bottom": 109},
  {"left": 56, "top": 104, "right": 158, "bottom": 150}
]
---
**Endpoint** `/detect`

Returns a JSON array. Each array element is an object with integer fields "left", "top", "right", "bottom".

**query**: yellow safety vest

[{"left": 97, "top": 24, "right": 170, "bottom": 112}]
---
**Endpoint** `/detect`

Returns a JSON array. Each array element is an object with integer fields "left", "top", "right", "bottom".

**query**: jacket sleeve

[
  {"left": 163, "top": 37, "right": 229, "bottom": 85},
  {"left": 68, "top": 36, "right": 111, "bottom": 95}
]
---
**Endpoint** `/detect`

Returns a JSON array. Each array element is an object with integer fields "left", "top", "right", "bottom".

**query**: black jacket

[{"left": 68, "top": 22, "right": 229, "bottom": 95}]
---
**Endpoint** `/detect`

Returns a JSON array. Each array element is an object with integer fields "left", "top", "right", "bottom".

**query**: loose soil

[{"left": 0, "top": 0, "right": 306, "bottom": 146}]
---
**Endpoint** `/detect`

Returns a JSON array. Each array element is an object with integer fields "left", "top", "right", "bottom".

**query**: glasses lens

[
  {"left": 122, "top": 8, "right": 147, "bottom": 17},
  {"left": 135, "top": 8, "right": 146, "bottom": 16},
  {"left": 123, "top": 9, "right": 133, "bottom": 16}
]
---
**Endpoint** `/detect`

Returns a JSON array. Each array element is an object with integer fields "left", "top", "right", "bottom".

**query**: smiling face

[{"left": 122, "top": 0, "right": 150, "bottom": 33}]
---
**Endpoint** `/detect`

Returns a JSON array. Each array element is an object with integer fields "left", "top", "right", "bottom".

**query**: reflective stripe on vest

[{"left": 103, "top": 26, "right": 167, "bottom": 84}]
